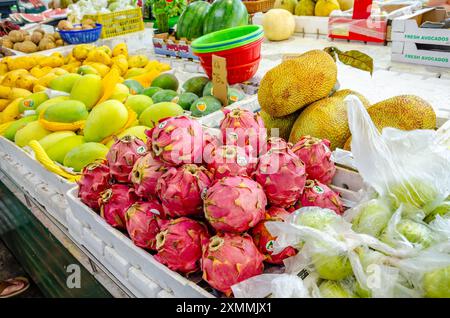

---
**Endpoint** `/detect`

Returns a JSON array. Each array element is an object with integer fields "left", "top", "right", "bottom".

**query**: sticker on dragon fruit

[
  {"left": 201, "top": 187, "right": 208, "bottom": 200},
  {"left": 158, "top": 120, "right": 168, "bottom": 129},
  {"left": 313, "top": 185, "right": 325, "bottom": 194},
  {"left": 265, "top": 240, "right": 275, "bottom": 252},
  {"left": 136, "top": 146, "right": 147, "bottom": 155},
  {"left": 236, "top": 156, "right": 248, "bottom": 167},
  {"left": 149, "top": 208, "right": 161, "bottom": 215}
]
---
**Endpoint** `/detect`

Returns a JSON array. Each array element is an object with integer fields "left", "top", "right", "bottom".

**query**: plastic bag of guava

[
  {"left": 231, "top": 274, "right": 311, "bottom": 298},
  {"left": 345, "top": 95, "right": 450, "bottom": 221}
]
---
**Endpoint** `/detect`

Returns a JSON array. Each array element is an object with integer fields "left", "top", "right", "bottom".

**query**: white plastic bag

[{"left": 346, "top": 95, "right": 450, "bottom": 219}]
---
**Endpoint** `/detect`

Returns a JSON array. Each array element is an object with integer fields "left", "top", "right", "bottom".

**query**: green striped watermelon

[
  {"left": 176, "top": 1, "right": 211, "bottom": 41},
  {"left": 203, "top": 0, "right": 249, "bottom": 35}
]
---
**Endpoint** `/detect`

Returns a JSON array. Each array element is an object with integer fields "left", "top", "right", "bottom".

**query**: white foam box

[
  {"left": 252, "top": 12, "right": 329, "bottom": 35},
  {"left": 391, "top": 7, "right": 450, "bottom": 68}
]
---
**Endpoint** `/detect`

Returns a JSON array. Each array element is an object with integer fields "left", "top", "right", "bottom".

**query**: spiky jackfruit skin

[
  {"left": 367, "top": 95, "right": 436, "bottom": 131},
  {"left": 331, "top": 89, "right": 371, "bottom": 107},
  {"left": 260, "top": 109, "right": 301, "bottom": 140},
  {"left": 289, "top": 95, "right": 351, "bottom": 149},
  {"left": 258, "top": 50, "right": 337, "bottom": 117}
]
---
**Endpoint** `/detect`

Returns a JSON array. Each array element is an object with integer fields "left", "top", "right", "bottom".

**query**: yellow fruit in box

[
  {"left": 86, "top": 63, "right": 110, "bottom": 77},
  {"left": 0, "top": 85, "right": 11, "bottom": 98},
  {"left": 98, "top": 45, "right": 112, "bottom": 57},
  {"left": 296, "top": 0, "right": 315, "bottom": 15},
  {"left": 77, "top": 65, "right": 99, "bottom": 76},
  {"left": 50, "top": 68, "right": 67, "bottom": 76},
  {"left": 18, "top": 91, "right": 48, "bottom": 113},
  {"left": 70, "top": 74, "right": 103, "bottom": 110},
  {"left": 72, "top": 44, "right": 95, "bottom": 60},
  {"left": 105, "top": 125, "right": 149, "bottom": 148},
  {"left": 0, "top": 98, "right": 22, "bottom": 123},
  {"left": 35, "top": 96, "right": 70, "bottom": 116},
  {"left": 1, "top": 69, "right": 28, "bottom": 87},
  {"left": 15, "top": 74, "right": 38, "bottom": 91},
  {"left": 39, "top": 66, "right": 53, "bottom": 77},
  {"left": 9, "top": 88, "right": 32, "bottom": 100},
  {"left": 49, "top": 73, "right": 82, "bottom": 93},
  {"left": 112, "top": 55, "right": 128, "bottom": 75},
  {"left": 65, "top": 53, "right": 78, "bottom": 64},
  {"left": 39, "top": 56, "right": 64, "bottom": 68},
  {"left": 51, "top": 52, "right": 64, "bottom": 59},
  {"left": 33, "top": 85, "right": 46, "bottom": 93},
  {"left": 15, "top": 121, "right": 51, "bottom": 147},
  {"left": 37, "top": 73, "right": 59, "bottom": 87},
  {"left": 112, "top": 43, "right": 128, "bottom": 57},
  {"left": 43, "top": 100, "right": 89, "bottom": 123},
  {"left": 128, "top": 55, "right": 149, "bottom": 68},
  {"left": 83, "top": 100, "right": 128, "bottom": 142},
  {"left": 38, "top": 131, "right": 76, "bottom": 151},
  {"left": 0, "top": 63, "right": 9, "bottom": 75},
  {"left": 144, "top": 60, "right": 159, "bottom": 72},
  {"left": 86, "top": 49, "right": 112, "bottom": 66},
  {"left": 314, "top": 0, "right": 340, "bottom": 16},
  {"left": 47, "top": 135, "right": 85, "bottom": 164},
  {"left": 0, "top": 99, "right": 9, "bottom": 111},
  {"left": 63, "top": 142, "right": 109, "bottom": 172},
  {"left": 30, "top": 66, "right": 45, "bottom": 78},
  {"left": 62, "top": 62, "right": 82, "bottom": 73},
  {"left": 6, "top": 56, "right": 37, "bottom": 71},
  {"left": 109, "top": 83, "right": 129, "bottom": 102},
  {"left": 125, "top": 68, "right": 147, "bottom": 79}
]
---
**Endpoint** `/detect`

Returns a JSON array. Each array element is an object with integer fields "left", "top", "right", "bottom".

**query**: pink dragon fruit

[
  {"left": 252, "top": 206, "right": 297, "bottom": 265},
  {"left": 207, "top": 144, "right": 257, "bottom": 181},
  {"left": 299, "top": 179, "right": 344, "bottom": 215},
  {"left": 155, "top": 217, "right": 210, "bottom": 274},
  {"left": 291, "top": 135, "right": 336, "bottom": 184},
  {"left": 219, "top": 108, "right": 267, "bottom": 156},
  {"left": 254, "top": 145, "right": 306, "bottom": 208},
  {"left": 107, "top": 135, "right": 148, "bottom": 183},
  {"left": 202, "top": 233, "right": 264, "bottom": 296},
  {"left": 156, "top": 164, "right": 213, "bottom": 218},
  {"left": 125, "top": 201, "right": 168, "bottom": 251},
  {"left": 78, "top": 160, "right": 111, "bottom": 211},
  {"left": 147, "top": 116, "right": 204, "bottom": 166},
  {"left": 130, "top": 153, "right": 168, "bottom": 199},
  {"left": 266, "top": 137, "right": 291, "bottom": 151},
  {"left": 99, "top": 184, "right": 138, "bottom": 229},
  {"left": 204, "top": 176, "right": 266, "bottom": 232}
]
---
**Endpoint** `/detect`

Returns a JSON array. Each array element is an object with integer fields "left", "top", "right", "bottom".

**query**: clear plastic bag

[{"left": 345, "top": 95, "right": 450, "bottom": 219}]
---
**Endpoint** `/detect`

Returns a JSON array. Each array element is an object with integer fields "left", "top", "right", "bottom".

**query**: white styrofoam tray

[{"left": 66, "top": 187, "right": 214, "bottom": 298}]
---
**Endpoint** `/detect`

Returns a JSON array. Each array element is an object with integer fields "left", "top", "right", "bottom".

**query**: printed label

[
  {"left": 149, "top": 208, "right": 160, "bottom": 215},
  {"left": 136, "top": 146, "right": 147, "bottom": 154},
  {"left": 236, "top": 156, "right": 248, "bottom": 167},
  {"left": 265, "top": 240, "right": 275, "bottom": 252},
  {"left": 229, "top": 94, "right": 239, "bottom": 102},
  {"left": 159, "top": 120, "right": 168, "bottom": 129},
  {"left": 201, "top": 188, "right": 208, "bottom": 200},
  {"left": 196, "top": 102, "right": 207, "bottom": 112},
  {"left": 313, "top": 185, "right": 324, "bottom": 194},
  {"left": 23, "top": 99, "right": 34, "bottom": 108}
]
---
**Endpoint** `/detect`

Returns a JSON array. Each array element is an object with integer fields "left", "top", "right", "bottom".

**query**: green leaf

[
  {"left": 323, "top": 47, "right": 337, "bottom": 62},
  {"left": 336, "top": 50, "right": 374, "bottom": 75}
]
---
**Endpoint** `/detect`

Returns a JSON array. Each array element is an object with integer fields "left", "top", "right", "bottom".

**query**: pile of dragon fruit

[{"left": 77, "top": 108, "right": 344, "bottom": 297}]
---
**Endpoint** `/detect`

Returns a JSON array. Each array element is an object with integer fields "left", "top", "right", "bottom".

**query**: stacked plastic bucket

[{"left": 191, "top": 25, "right": 264, "bottom": 84}]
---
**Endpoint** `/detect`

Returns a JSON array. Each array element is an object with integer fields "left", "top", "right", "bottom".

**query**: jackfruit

[
  {"left": 260, "top": 109, "right": 301, "bottom": 141},
  {"left": 295, "top": 0, "right": 315, "bottom": 16},
  {"left": 331, "top": 89, "right": 370, "bottom": 107},
  {"left": 289, "top": 95, "right": 351, "bottom": 149},
  {"left": 258, "top": 50, "right": 337, "bottom": 117},
  {"left": 315, "top": 0, "right": 340, "bottom": 17}
]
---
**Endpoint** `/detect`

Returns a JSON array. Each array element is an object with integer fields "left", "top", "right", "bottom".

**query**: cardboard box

[
  {"left": 391, "top": 7, "right": 450, "bottom": 68},
  {"left": 152, "top": 33, "right": 198, "bottom": 61}
]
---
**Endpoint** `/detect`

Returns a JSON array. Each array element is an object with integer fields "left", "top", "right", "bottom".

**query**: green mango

[
  {"left": 38, "top": 131, "right": 76, "bottom": 151},
  {"left": 15, "top": 121, "right": 51, "bottom": 147},
  {"left": 35, "top": 96, "right": 70, "bottom": 116},
  {"left": 125, "top": 94, "right": 153, "bottom": 116},
  {"left": 70, "top": 74, "right": 103, "bottom": 110},
  {"left": 18, "top": 91, "right": 49, "bottom": 114},
  {"left": 139, "top": 102, "right": 184, "bottom": 128},
  {"left": 43, "top": 100, "right": 88, "bottom": 123},
  {"left": 178, "top": 92, "right": 198, "bottom": 111},
  {"left": 47, "top": 135, "right": 85, "bottom": 164},
  {"left": 83, "top": 100, "right": 128, "bottom": 142},
  {"left": 49, "top": 73, "right": 82, "bottom": 93},
  {"left": 63, "top": 142, "right": 109, "bottom": 172},
  {"left": 141, "top": 86, "right": 162, "bottom": 98},
  {"left": 3, "top": 116, "right": 38, "bottom": 141},
  {"left": 182, "top": 76, "right": 209, "bottom": 97}
]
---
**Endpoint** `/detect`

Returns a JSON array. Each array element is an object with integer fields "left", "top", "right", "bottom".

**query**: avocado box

[
  {"left": 152, "top": 33, "right": 199, "bottom": 61},
  {"left": 391, "top": 7, "right": 450, "bottom": 68}
]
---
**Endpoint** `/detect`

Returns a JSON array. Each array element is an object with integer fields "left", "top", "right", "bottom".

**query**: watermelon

[
  {"left": 177, "top": 1, "right": 211, "bottom": 41},
  {"left": 203, "top": 0, "right": 249, "bottom": 35}
]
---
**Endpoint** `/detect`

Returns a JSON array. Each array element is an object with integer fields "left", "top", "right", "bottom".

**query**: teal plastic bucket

[{"left": 191, "top": 25, "right": 264, "bottom": 53}]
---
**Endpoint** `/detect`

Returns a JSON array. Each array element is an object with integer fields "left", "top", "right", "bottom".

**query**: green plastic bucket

[{"left": 191, "top": 25, "right": 264, "bottom": 54}]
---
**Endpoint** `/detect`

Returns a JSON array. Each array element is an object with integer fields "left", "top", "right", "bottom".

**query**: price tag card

[{"left": 212, "top": 54, "right": 228, "bottom": 107}]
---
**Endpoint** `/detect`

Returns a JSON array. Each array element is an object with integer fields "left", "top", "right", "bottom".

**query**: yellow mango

[
  {"left": 125, "top": 68, "right": 147, "bottom": 79},
  {"left": 112, "top": 43, "right": 128, "bottom": 57},
  {"left": 15, "top": 121, "right": 51, "bottom": 147},
  {"left": 39, "top": 56, "right": 64, "bottom": 68},
  {"left": 86, "top": 49, "right": 111, "bottom": 66},
  {"left": 30, "top": 66, "right": 44, "bottom": 78},
  {"left": 1, "top": 98, "right": 22, "bottom": 122},
  {"left": 0, "top": 85, "right": 12, "bottom": 99},
  {"left": 37, "top": 73, "right": 59, "bottom": 87},
  {"left": 128, "top": 55, "right": 149, "bottom": 68},
  {"left": 111, "top": 55, "right": 128, "bottom": 75},
  {"left": 16, "top": 74, "right": 38, "bottom": 91},
  {"left": 9, "top": 88, "right": 32, "bottom": 100},
  {"left": 72, "top": 44, "right": 95, "bottom": 60},
  {"left": 98, "top": 45, "right": 112, "bottom": 57},
  {"left": 62, "top": 62, "right": 82, "bottom": 73},
  {"left": 0, "top": 99, "right": 10, "bottom": 111},
  {"left": 33, "top": 85, "right": 47, "bottom": 93},
  {"left": 0, "top": 63, "right": 9, "bottom": 75},
  {"left": 109, "top": 83, "right": 129, "bottom": 103},
  {"left": 6, "top": 56, "right": 37, "bottom": 71},
  {"left": 1, "top": 69, "right": 29, "bottom": 87},
  {"left": 86, "top": 62, "right": 110, "bottom": 77},
  {"left": 70, "top": 74, "right": 103, "bottom": 110}
]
